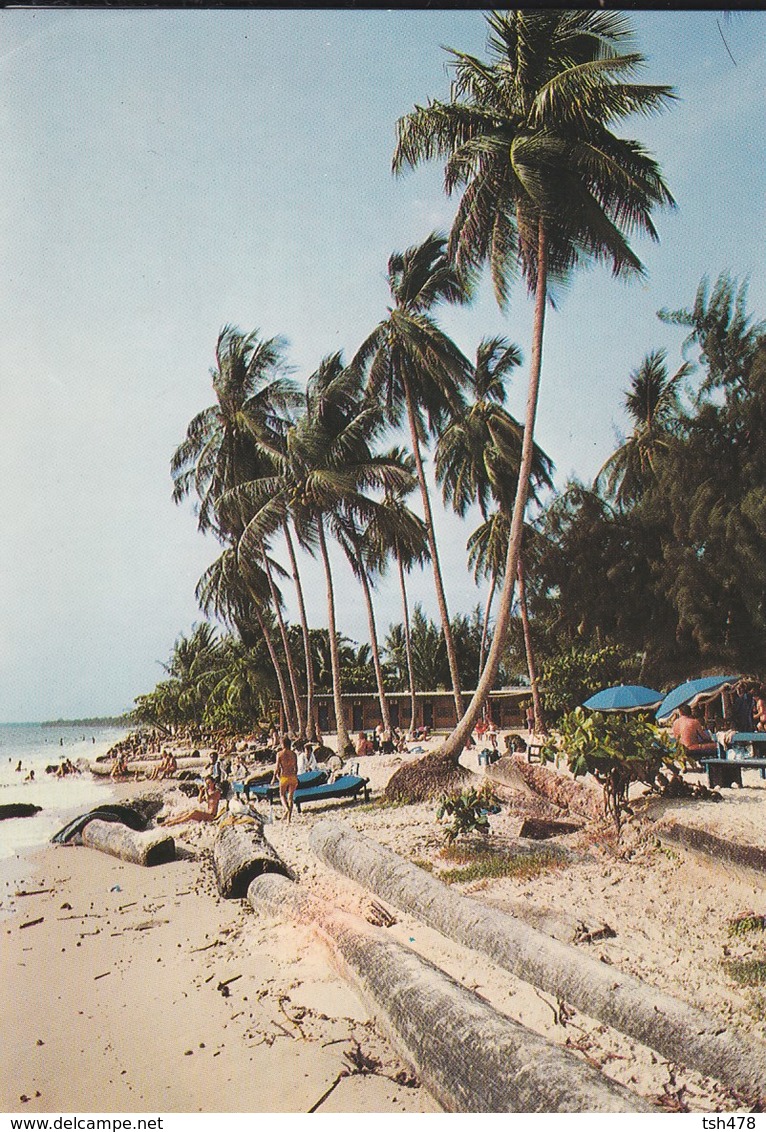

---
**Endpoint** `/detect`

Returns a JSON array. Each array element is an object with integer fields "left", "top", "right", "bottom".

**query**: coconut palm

[
  {"left": 437, "top": 337, "right": 553, "bottom": 730},
  {"left": 595, "top": 349, "right": 689, "bottom": 509},
  {"left": 363, "top": 484, "right": 430, "bottom": 736},
  {"left": 336, "top": 466, "right": 427, "bottom": 734},
  {"left": 170, "top": 324, "right": 305, "bottom": 732},
  {"left": 390, "top": 9, "right": 675, "bottom": 784},
  {"left": 352, "top": 232, "right": 473, "bottom": 723},
  {"left": 196, "top": 544, "right": 294, "bottom": 731},
  {"left": 235, "top": 354, "right": 413, "bottom": 756}
]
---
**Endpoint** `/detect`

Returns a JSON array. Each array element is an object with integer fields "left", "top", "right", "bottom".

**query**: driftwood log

[
  {"left": 213, "top": 818, "right": 292, "bottom": 898},
  {"left": 247, "top": 872, "right": 651, "bottom": 1113},
  {"left": 487, "top": 755, "right": 603, "bottom": 821},
  {"left": 310, "top": 820, "right": 766, "bottom": 1101},
  {"left": 81, "top": 819, "right": 175, "bottom": 866},
  {"left": 657, "top": 820, "right": 766, "bottom": 877},
  {"left": 0, "top": 803, "right": 42, "bottom": 820}
]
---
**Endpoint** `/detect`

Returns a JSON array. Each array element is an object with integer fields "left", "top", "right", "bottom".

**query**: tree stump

[
  {"left": 81, "top": 819, "right": 175, "bottom": 866},
  {"left": 213, "top": 818, "right": 292, "bottom": 899}
]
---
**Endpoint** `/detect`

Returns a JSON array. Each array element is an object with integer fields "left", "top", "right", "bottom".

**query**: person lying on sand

[
  {"left": 273, "top": 736, "right": 298, "bottom": 824},
  {"left": 159, "top": 776, "right": 222, "bottom": 826}
]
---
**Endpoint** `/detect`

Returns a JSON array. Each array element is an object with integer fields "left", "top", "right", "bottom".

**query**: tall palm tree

[
  {"left": 363, "top": 485, "right": 430, "bottom": 736},
  {"left": 391, "top": 9, "right": 675, "bottom": 780},
  {"left": 171, "top": 325, "right": 303, "bottom": 731},
  {"left": 437, "top": 337, "right": 553, "bottom": 730},
  {"left": 196, "top": 544, "right": 294, "bottom": 731},
  {"left": 236, "top": 354, "right": 413, "bottom": 756},
  {"left": 352, "top": 232, "right": 473, "bottom": 724},
  {"left": 595, "top": 349, "right": 688, "bottom": 509},
  {"left": 338, "top": 472, "right": 428, "bottom": 735}
]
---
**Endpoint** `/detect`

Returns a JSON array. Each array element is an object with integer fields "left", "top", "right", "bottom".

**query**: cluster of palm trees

[
  {"left": 171, "top": 234, "right": 548, "bottom": 756},
  {"left": 168, "top": 10, "right": 676, "bottom": 794}
]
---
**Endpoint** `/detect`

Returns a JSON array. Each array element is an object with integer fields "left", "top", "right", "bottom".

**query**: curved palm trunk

[
  {"left": 438, "top": 220, "right": 548, "bottom": 762},
  {"left": 478, "top": 573, "right": 497, "bottom": 682},
  {"left": 402, "top": 372, "right": 463, "bottom": 723},
  {"left": 253, "top": 605, "right": 293, "bottom": 736},
  {"left": 316, "top": 520, "right": 350, "bottom": 757},
  {"left": 397, "top": 551, "right": 418, "bottom": 737},
  {"left": 261, "top": 544, "right": 304, "bottom": 737},
  {"left": 356, "top": 558, "right": 392, "bottom": 734},
  {"left": 283, "top": 521, "right": 317, "bottom": 740},
  {"left": 517, "top": 554, "right": 545, "bottom": 734}
]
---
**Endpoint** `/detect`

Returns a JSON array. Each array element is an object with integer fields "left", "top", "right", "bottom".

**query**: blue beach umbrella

[
  {"left": 582, "top": 685, "right": 663, "bottom": 713},
  {"left": 655, "top": 675, "right": 740, "bottom": 722}
]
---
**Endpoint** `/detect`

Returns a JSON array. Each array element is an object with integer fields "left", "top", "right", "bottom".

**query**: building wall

[{"left": 289, "top": 690, "right": 528, "bottom": 735}]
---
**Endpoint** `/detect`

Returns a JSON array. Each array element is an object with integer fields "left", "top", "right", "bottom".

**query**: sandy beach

[{"left": 2, "top": 738, "right": 766, "bottom": 1115}]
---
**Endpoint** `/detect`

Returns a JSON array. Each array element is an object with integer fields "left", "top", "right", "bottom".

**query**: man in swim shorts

[{"left": 274, "top": 735, "right": 299, "bottom": 823}]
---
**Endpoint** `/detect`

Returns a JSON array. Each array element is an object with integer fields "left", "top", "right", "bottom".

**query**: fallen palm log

[
  {"left": 213, "top": 817, "right": 292, "bottom": 898},
  {"left": 487, "top": 756, "right": 603, "bottom": 821},
  {"left": 247, "top": 872, "right": 651, "bottom": 1113},
  {"left": 310, "top": 821, "right": 766, "bottom": 1101},
  {"left": 81, "top": 819, "right": 175, "bottom": 866},
  {"left": 0, "top": 803, "right": 42, "bottom": 820},
  {"left": 657, "top": 820, "right": 766, "bottom": 877}
]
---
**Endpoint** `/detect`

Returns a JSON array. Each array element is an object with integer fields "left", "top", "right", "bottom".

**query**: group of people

[
  {"left": 670, "top": 679, "right": 766, "bottom": 757},
  {"left": 353, "top": 725, "right": 413, "bottom": 758},
  {"left": 728, "top": 680, "right": 766, "bottom": 733}
]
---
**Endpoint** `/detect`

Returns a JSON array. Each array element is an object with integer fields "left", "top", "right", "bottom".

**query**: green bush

[
  {"left": 436, "top": 784, "right": 500, "bottom": 845},
  {"left": 542, "top": 707, "right": 677, "bottom": 832},
  {"left": 541, "top": 646, "right": 639, "bottom": 722}
]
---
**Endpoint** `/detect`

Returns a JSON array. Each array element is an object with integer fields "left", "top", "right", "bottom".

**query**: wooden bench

[{"left": 702, "top": 759, "right": 766, "bottom": 788}]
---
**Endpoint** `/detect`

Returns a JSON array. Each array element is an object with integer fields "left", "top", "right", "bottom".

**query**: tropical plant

[
  {"left": 540, "top": 644, "right": 638, "bottom": 723},
  {"left": 542, "top": 707, "right": 677, "bottom": 832},
  {"left": 352, "top": 232, "right": 473, "bottom": 723},
  {"left": 389, "top": 8, "right": 676, "bottom": 794},
  {"left": 436, "top": 782, "right": 500, "bottom": 845},
  {"left": 658, "top": 272, "right": 766, "bottom": 400},
  {"left": 235, "top": 353, "right": 413, "bottom": 755},
  {"left": 437, "top": 336, "right": 554, "bottom": 729},
  {"left": 595, "top": 349, "right": 689, "bottom": 508},
  {"left": 170, "top": 324, "right": 304, "bottom": 731}
]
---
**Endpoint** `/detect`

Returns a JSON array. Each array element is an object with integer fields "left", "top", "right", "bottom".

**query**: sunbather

[
  {"left": 160, "top": 776, "right": 222, "bottom": 826},
  {"left": 671, "top": 704, "right": 717, "bottom": 757}
]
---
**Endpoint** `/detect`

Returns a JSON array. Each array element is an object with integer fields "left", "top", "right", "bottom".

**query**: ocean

[{"left": 0, "top": 722, "right": 130, "bottom": 861}]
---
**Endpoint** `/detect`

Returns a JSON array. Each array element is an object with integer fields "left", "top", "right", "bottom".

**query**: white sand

[{"left": 2, "top": 739, "right": 765, "bottom": 1114}]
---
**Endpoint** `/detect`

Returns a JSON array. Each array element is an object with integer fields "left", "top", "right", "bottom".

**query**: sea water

[{"left": 0, "top": 722, "right": 130, "bottom": 860}]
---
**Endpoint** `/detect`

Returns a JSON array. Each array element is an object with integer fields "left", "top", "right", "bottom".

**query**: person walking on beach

[{"left": 274, "top": 735, "right": 299, "bottom": 824}]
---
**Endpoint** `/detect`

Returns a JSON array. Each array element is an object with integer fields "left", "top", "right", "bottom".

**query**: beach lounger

[
  {"left": 238, "top": 768, "right": 328, "bottom": 802},
  {"left": 291, "top": 774, "right": 370, "bottom": 813}
]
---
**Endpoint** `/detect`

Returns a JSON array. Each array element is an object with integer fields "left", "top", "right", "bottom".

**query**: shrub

[
  {"left": 542, "top": 707, "right": 678, "bottom": 832},
  {"left": 541, "top": 646, "right": 639, "bottom": 722},
  {"left": 436, "top": 783, "right": 500, "bottom": 845}
]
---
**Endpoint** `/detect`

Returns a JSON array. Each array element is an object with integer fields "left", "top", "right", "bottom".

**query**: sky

[{"left": 0, "top": 8, "right": 764, "bottom": 722}]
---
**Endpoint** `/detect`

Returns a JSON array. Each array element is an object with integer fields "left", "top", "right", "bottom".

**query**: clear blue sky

[{"left": 0, "top": 9, "right": 764, "bottom": 721}]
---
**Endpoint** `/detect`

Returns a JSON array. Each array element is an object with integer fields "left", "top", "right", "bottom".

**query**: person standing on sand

[{"left": 273, "top": 735, "right": 299, "bottom": 823}]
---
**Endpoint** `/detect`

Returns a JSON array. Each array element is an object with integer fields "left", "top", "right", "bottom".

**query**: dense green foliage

[
  {"left": 540, "top": 646, "right": 638, "bottom": 723},
  {"left": 527, "top": 272, "right": 766, "bottom": 689}
]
